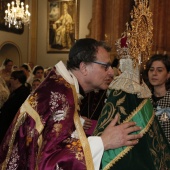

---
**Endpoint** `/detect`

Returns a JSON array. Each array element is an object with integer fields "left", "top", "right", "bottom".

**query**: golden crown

[{"left": 115, "top": 0, "right": 153, "bottom": 67}]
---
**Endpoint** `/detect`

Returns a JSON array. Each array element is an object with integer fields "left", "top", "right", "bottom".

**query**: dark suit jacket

[{"left": 0, "top": 85, "right": 30, "bottom": 144}]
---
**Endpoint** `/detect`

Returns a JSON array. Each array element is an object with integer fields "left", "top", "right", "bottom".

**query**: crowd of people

[
  {"left": 0, "top": 60, "right": 52, "bottom": 93},
  {"left": 0, "top": 61, "right": 52, "bottom": 143}
]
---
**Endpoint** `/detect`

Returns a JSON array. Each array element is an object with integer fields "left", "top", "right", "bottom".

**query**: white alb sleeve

[
  {"left": 88, "top": 136, "right": 104, "bottom": 170},
  {"left": 79, "top": 116, "right": 85, "bottom": 126}
]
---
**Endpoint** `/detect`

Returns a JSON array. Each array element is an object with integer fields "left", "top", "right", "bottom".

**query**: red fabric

[{"left": 120, "top": 36, "right": 128, "bottom": 47}]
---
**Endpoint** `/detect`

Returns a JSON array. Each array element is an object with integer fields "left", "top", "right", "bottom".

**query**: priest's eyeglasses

[{"left": 92, "top": 61, "right": 112, "bottom": 71}]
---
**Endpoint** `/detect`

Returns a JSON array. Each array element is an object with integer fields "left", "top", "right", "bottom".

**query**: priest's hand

[
  {"left": 82, "top": 116, "right": 92, "bottom": 130},
  {"left": 101, "top": 114, "right": 143, "bottom": 150}
]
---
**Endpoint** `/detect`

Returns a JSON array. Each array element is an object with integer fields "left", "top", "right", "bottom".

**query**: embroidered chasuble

[{"left": 0, "top": 62, "right": 94, "bottom": 170}]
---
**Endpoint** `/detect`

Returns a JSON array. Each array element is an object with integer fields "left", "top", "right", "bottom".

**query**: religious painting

[
  {"left": 0, "top": 0, "right": 24, "bottom": 34},
  {"left": 47, "top": 0, "right": 79, "bottom": 53}
]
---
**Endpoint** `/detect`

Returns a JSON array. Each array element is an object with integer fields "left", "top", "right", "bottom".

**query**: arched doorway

[{"left": 0, "top": 42, "right": 21, "bottom": 68}]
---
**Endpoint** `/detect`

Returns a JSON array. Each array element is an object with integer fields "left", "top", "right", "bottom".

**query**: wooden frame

[{"left": 47, "top": 0, "right": 79, "bottom": 53}]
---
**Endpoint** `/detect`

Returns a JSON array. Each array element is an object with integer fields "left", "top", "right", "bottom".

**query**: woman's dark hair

[
  {"left": 11, "top": 70, "right": 27, "bottom": 84},
  {"left": 32, "top": 65, "right": 44, "bottom": 75},
  {"left": 111, "top": 58, "right": 119, "bottom": 68},
  {"left": 3, "top": 58, "right": 13, "bottom": 66},
  {"left": 146, "top": 54, "right": 170, "bottom": 90},
  {"left": 21, "top": 63, "right": 30, "bottom": 71},
  {"left": 67, "top": 38, "right": 111, "bottom": 70}
]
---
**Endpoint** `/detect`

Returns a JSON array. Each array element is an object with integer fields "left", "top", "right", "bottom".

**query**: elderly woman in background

[
  {"left": 146, "top": 54, "right": 170, "bottom": 143},
  {"left": 0, "top": 77, "right": 9, "bottom": 108}
]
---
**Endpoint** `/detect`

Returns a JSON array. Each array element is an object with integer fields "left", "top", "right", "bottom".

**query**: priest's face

[{"left": 84, "top": 47, "right": 114, "bottom": 92}]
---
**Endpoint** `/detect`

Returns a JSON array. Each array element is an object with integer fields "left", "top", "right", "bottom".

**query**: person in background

[
  {"left": 146, "top": 54, "right": 170, "bottom": 143},
  {"left": 32, "top": 65, "right": 45, "bottom": 82},
  {"left": 31, "top": 78, "right": 41, "bottom": 92},
  {"left": 0, "top": 77, "right": 10, "bottom": 108},
  {"left": 28, "top": 61, "right": 34, "bottom": 71},
  {"left": 0, "top": 70, "right": 30, "bottom": 144},
  {"left": 0, "top": 38, "right": 142, "bottom": 170},
  {"left": 44, "top": 67, "right": 52, "bottom": 78},
  {"left": 111, "top": 58, "right": 121, "bottom": 77},
  {"left": 20, "top": 63, "right": 33, "bottom": 85},
  {"left": 0, "top": 58, "right": 13, "bottom": 88},
  {"left": 12, "top": 65, "right": 19, "bottom": 71}
]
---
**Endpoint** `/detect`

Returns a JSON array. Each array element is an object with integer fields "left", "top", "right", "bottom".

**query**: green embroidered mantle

[{"left": 94, "top": 90, "right": 170, "bottom": 170}]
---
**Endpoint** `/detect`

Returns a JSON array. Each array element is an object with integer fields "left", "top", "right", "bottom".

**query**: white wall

[
  {"left": 37, "top": 0, "right": 92, "bottom": 68},
  {"left": 0, "top": 24, "right": 29, "bottom": 66},
  {"left": 0, "top": 0, "right": 30, "bottom": 66}
]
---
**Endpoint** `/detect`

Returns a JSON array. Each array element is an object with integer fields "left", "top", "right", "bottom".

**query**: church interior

[
  {"left": 0, "top": 0, "right": 169, "bottom": 68},
  {"left": 0, "top": 1, "right": 170, "bottom": 169}
]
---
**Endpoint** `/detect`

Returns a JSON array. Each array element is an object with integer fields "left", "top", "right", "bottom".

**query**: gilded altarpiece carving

[{"left": 88, "top": 0, "right": 170, "bottom": 59}]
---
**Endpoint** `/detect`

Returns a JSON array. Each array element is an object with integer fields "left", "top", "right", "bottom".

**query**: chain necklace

[{"left": 87, "top": 90, "right": 106, "bottom": 119}]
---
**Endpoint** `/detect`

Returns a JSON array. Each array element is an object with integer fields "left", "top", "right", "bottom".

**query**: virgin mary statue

[{"left": 93, "top": 0, "right": 170, "bottom": 169}]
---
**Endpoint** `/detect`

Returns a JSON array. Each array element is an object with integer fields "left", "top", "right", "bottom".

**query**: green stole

[{"left": 94, "top": 90, "right": 170, "bottom": 170}]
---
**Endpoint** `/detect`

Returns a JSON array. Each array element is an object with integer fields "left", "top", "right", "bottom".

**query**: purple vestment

[{"left": 0, "top": 66, "right": 93, "bottom": 170}]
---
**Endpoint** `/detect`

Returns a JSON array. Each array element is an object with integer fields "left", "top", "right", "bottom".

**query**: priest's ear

[{"left": 79, "top": 62, "right": 88, "bottom": 76}]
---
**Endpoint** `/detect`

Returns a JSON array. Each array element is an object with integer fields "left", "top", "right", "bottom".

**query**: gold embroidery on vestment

[
  {"left": 71, "top": 84, "right": 94, "bottom": 170},
  {"left": 104, "top": 99, "right": 155, "bottom": 170}
]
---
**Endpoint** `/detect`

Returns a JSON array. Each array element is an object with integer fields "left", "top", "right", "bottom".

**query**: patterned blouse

[{"left": 151, "top": 89, "right": 170, "bottom": 143}]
